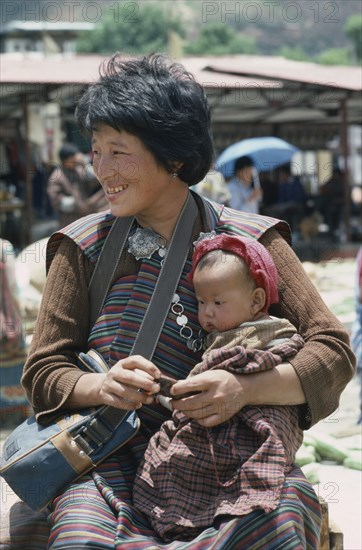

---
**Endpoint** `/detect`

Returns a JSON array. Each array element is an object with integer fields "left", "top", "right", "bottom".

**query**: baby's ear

[{"left": 251, "top": 287, "right": 266, "bottom": 314}]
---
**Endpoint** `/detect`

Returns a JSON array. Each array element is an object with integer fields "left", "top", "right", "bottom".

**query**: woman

[
  {"left": 22, "top": 54, "right": 355, "bottom": 549},
  {"left": 227, "top": 155, "right": 262, "bottom": 214}
]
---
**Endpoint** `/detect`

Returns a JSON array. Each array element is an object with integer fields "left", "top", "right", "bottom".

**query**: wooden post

[
  {"left": 340, "top": 97, "right": 350, "bottom": 242},
  {"left": 318, "top": 496, "right": 344, "bottom": 550},
  {"left": 21, "top": 93, "right": 33, "bottom": 245},
  {"left": 318, "top": 497, "right": 330, "bottom": 550}
]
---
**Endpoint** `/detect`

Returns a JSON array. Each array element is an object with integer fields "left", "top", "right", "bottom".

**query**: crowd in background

[{"left": 194, "top": 156, "right": 359, "bottom": 243}]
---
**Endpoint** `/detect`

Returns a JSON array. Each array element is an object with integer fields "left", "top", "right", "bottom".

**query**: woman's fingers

[
  {"left": 99, "top": 355, "right": 161, "bottom": 409},
  {"left": 170, "top": 376, "right": 208, "bottom": 401},
  {"left": 112, "top": 356, "right": 161, "bottom": 390},
  {"left": 119, "top": 355, "right": 161, "bottom": 379},
  {"left": 171, "top": 370, "right": 246, "bottom": 426}
]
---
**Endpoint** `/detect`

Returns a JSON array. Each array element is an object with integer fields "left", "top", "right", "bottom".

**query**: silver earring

[{"left": 172, "top": 172, "right": 178, "bottom": 178}]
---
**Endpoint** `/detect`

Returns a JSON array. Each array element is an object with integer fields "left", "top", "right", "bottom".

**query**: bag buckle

[
  {"left": 72, "top": 432, "right": 94, "bottom": 455},
  {"left": 72, "top": 416, "right": 114, "bottom": 455}
]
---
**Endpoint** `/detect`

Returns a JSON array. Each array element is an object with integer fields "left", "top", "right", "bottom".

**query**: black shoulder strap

[
  {"left": 131, "top": 192, "right": 198, "bottom": 358},
  {"left": 88, "top": 193, "right": 216, "bottom": 331},
  {"left": 88, "top": 192, "right": 199, "bottom": 351},
  {"left": 73, "top": 193, "right": 199, "bottom": 452},
  {"left": 88, "top": 216, "right": 134, "bottom": 330},
  {"left": 72, "top": 192, "right": 222, "bottom": 455}
]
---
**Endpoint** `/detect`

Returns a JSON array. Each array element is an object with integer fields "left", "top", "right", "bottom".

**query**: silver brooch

[
  {"left": 192, "top": 230, "right": 217, "bottom": 248},
  {"left": 128, "top": 227, "right": 166, "bottom": 261}
]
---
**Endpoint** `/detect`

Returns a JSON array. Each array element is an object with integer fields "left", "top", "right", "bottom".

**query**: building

[{"left": 0, "top": 20, "right": 95, "bottom": 55}]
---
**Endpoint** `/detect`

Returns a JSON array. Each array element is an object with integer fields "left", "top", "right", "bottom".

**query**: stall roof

[
  {"left": 1, "top": 52, "right": 360, "bottom": 91},
  {"left": 0, "top": 53, "right": 280, "bottom": 87},
  {"left": 205, "top": 55, "right": 362, "bottom": 92},
  {"left": 1, "top": 53, "right": 360, "bottom": 126},
  {"left": 1, "top": 52, "right": 360, "bottom": 244}
]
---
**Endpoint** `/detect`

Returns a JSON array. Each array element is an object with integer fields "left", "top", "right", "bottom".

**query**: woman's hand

[
  {"left": 170, "top": 363, "right": 306, "bottom": 427},
  {"left": 170, "top": 370, "right": 247, "bottom": 427},
  {"left": 68, "top": 355, "right": 161, "bottom": 411},
  {"left": 99, "top": 355, "right": 161, "bottom": 409},
  {"left": 249, "top": 187, "right": 263, "bottom": 203}
]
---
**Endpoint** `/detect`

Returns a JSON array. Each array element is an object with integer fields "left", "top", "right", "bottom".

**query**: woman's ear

[{"left": 250, "top": 287, "right": 266, "bottom": 315}]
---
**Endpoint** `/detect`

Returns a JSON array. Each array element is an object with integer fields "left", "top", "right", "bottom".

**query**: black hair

[
  {"left": 75, "top": 53, "right": 214, "bottom": 186},
  {"left": 59, "top": 143, "right": 79, "bottom": 162},
  {"left": 278, "top": 162, "right": 292, "bottom": 176},
  {"left": 234, "top": 155, "right": 254, "bottom": 173}
]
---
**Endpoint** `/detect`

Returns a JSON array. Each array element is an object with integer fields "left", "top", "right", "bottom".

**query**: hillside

[
  {"left": 2, "top": 0, "right": 360, "bottom": 59},
  {"left": 182, "top": 0, "right": 360, "bottom": 56}
]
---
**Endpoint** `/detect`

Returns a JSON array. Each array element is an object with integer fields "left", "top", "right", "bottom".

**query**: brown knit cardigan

[{"left": 22, "top": 227, "right": 355, "bottom": 428}]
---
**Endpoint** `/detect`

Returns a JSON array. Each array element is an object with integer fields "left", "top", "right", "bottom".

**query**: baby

[{"left": 133, "top": 233, "right": 305, "bottom": 541}]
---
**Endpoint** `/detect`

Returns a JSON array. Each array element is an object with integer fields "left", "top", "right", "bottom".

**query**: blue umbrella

[{"left": 215, "top": 137, "right": 300, "bottom": 179}]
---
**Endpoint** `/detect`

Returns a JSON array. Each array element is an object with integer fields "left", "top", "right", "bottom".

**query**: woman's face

[
  {"left": 91, "top": 125, "right": 179, "bottom": 222},
  {"left": 237, "top": 166, "right": 253, "bottom": 186}
]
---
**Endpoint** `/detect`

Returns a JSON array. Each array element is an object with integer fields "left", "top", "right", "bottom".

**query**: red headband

[{"left": 189, "top": 233, "right": 279, "bottom": 312}]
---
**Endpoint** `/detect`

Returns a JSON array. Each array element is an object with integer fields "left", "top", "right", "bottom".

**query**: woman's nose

[{"left": 95, "top": 156, "right": 117, "bottom": 181}]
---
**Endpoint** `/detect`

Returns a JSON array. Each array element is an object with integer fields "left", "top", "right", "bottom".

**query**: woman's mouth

[{"left": 106, "top": 184, "right": 128, "bottom": 195}]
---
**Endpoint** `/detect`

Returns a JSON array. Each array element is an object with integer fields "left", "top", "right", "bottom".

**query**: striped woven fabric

[
  {"left": 46, "top": 194, "right": 290, "bottom": 270},
  {"left": 48, "top": 454, "right": 321, "bottom": 549},
  {"left": 42, "top": 197, "right": 321, "bottom": 547}
]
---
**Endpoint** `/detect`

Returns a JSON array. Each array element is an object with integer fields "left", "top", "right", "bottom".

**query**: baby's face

[{"left": 193, "top": 257, "right": 256, "bottom": 333}]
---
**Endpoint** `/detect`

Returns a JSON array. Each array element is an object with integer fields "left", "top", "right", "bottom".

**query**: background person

[
  {"left": 314, "top": 167, "right": 346, "bottom": 237},
  {"left": 0, "top": 239, "right": 29, "bottom": 425},
  {"left": 227, "top": 155, "right": 262, "bottom": 214},
  {"left": 263, "top": 163, "right": 307, "bottom": 234},
  {"left": 192, "top": 163, "right": 231, "bottom": 205},
  {"left": 21, "top": 53, "right": 355, "bottom": 549},
  {"left": 47, "top": 143, "right": 107, "bottom": 227}
]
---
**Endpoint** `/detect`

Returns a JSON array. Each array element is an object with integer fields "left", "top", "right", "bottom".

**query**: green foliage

[
  {"left": 278, "top": 46, "right": 309, "bottom": 62},
  {"left": 76, "top": 4, "right": 185, "bottom": 55},
  {"left": 344, "top": 14, "right": 362, "bottom": 61},
  {"left": 315, "top": 48, "right": 351, "bottom": 66},
  {"left": 75, "top": 0, "right": 358, "bottom": 64},
  {"left": 185, "top": 23, "right": 256, "bottom": 55},
  {"left": 279, "top": 44, "right": 354, "bottom": 66}
]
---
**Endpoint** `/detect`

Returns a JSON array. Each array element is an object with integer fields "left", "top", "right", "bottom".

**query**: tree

[
  {"left": 344, "top": 14, "right": 362, "bottom": 61},
  {"left": 315, "top": 48, "right": 351, "bottom": 66},
  {"left": 278, "top": 46, "right": 310, "bottom": 62},
  {"left": 185, "top": 23, "right": 256, "bottom": 56},
  {"left": 76, "top": 4, "right": 184, "bottom": 55}
]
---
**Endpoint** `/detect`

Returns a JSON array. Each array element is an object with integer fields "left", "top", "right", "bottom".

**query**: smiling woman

[
  {"left": 90, "top": 126, "right": 186, "bottom": 230},
  {"left": 19, "top": 53, "right": 355, "bottom": 549}
]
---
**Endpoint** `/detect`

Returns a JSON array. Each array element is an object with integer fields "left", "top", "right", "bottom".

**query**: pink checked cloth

[{"left": 133, "top": 318, "right": 305, "bottom": 541}]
